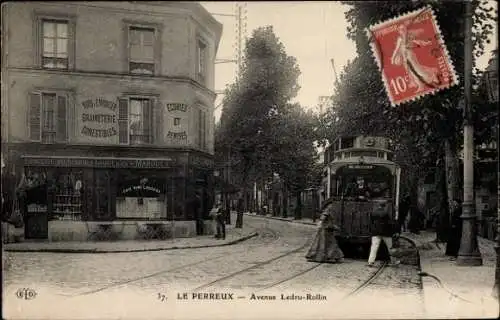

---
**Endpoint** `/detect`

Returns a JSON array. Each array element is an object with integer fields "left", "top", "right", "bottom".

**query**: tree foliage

[
  {"left": 216, "top": 26, "right": 319, "bottom": 213},
  {"left": 315, "top": 0, "right": 496, "bottom": 232},
  {"left": 319, "top": 0, "right": 496, "bottom": 182}
]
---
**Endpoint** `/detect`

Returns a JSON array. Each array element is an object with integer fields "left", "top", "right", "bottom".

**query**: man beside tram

[{"left": 367, "top": 198, "right": 401, "bottom": 267}]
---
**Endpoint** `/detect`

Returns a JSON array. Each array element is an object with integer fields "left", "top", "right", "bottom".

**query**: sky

[{"left": 200, "top": 1, "right": 498, "bottom": 122}]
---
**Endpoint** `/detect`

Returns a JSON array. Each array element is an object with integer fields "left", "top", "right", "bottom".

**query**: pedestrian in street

[
  {"left": 408, "top": 205, "right": 424, "bottom": 234},
  {"left": 445, "top": 199, "right": 463, "bottom": 259},
  {"left": 193, "top": 191, "right": 204, "bottom": 236},
  {"left": 367, "top": 199, "right": 400, "bottom": 267},
  {"left": 398, "top": 195, "right": 410, "bottom": 232},
  {"left": 210, "top": 201, "right": 225, "bottom": 240},
  {"left": 235, "top": 195, "right": 244, "bottom": 228},
  {"left": 305, "top": 199, "right": 344, "bottom": 263}
]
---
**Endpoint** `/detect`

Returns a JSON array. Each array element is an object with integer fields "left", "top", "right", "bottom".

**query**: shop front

[{"left": 17, "top": 154, "right": 214, "bottom": 241}]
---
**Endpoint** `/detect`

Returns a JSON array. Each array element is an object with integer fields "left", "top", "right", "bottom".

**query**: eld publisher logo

[{"left": 16, "top": 288, "right": 37, "bottom": 300}]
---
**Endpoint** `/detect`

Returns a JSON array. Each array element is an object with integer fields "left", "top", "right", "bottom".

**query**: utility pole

[
  {"left": 210, "top": 3, "right": 247, "bottom": 223},
  {"left": 456, "top": 0, "right": 482, "bottom": 267}
]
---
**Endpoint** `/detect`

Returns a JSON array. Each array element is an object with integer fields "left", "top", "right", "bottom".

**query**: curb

[
  {"left": 244, "top": 212, "right": 317, "bottom": 226},
  {"left": 3, "top": 232, "right": 259, "bottom": 254}
]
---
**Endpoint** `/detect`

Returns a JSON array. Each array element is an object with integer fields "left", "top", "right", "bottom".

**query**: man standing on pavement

[
  {"left": 210, "top": 201, "right": 225, "bottom": 240},
  {"left": 193, "top": 191, "right": 204, "bottom": 236},
  {"left": 235, "top": 194, "right": 244, "bottom": 228},
  {"left": 367, "top": 199, "right": 400, "bottom": 267}
]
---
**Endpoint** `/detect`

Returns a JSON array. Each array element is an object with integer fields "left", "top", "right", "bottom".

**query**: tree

[
  {"left": 217, "top": 26, "right": 301, "bottom": 210},
  {"left": 319, "top": 0, "right": 496, "bottom": 238},
  {"left": 271, "top": 104, "right": 320, "bottom": 219}
]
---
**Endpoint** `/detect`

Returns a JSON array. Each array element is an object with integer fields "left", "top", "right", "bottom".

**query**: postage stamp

[{"left": 366, "top": 6, "right": 459, "bottom": 106}]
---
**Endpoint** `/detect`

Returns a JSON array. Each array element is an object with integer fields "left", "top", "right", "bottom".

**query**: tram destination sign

[
  {"left": 347, "top": 164, "right": 375, "bottom": 170},
  {"left": 22, "top": 157, "right": 177, "bottom": 168}
]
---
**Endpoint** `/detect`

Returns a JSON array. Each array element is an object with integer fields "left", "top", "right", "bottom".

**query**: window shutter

[
  {"left": 202, "top": 110, "right": 207, "bottom": 150},
  {"left": 143, "top": 99, "right": 151, "bottom": 143},
  {"left": 29, "top": 92, "right": 42, "bottom": 141},
  {"left": 68, "top": 20, "right": 76, "bottom": 70},
  {"left": 124, "top": 25, "right": 130, "bottom": 72},
  {"left": 118, "top": 98, "right": 129, "bottom": 144},
  {"left": 198, "top": 108, "right": 203, "bottom": 149},
  {"left": 153, "top": 98, "right": 162, "bottom": 144},
  {"left": 56, "top": 95, "right": 67, "bottom": 142}
]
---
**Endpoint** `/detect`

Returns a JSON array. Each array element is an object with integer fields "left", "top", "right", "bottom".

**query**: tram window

[{"left": 342, "top": 137, "right": 355, "bottom": 149}]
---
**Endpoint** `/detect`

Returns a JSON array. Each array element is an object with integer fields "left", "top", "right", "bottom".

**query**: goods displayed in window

[{"left": 52, "top": 170, "right": 83, "bottom": 220}]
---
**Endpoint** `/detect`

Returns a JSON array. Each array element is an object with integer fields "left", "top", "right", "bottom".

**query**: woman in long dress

[
  {"left": 305, "top": 200, "right": 344, "bottom": 263},
  {"left": 391, "top": 22, "right": 440, "bottom": 92}
]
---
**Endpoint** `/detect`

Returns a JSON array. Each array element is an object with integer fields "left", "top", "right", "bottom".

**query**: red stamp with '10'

[{"left": 367, "top": 6, "right": 459, "bottom": 106}]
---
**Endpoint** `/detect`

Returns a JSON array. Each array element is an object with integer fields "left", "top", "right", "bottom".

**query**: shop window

[
  {"left": 118, "top": 97, "right": 154, "bottom": 144},
  {"left": 116, "top": 172, "right": 167, "bottom": 219},
  {"left": 29, "top": 92, "right": 68, "bottom": 143},
  {"left": 52, "top": 170, "right": 83, "bottom": 220},
  {"left": 41, "top": 20, "right": 69, "bottom": 69},
  {"left": 129, "top": 26, "right": 155, "bottom": 75},
  {"left": 196, "top": 39, "right": 207, "bottom": 84}
]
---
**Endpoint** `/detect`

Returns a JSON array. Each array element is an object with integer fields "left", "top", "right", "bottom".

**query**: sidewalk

[
  {"left": 3, "top": 216, "right": 258, "bottom": 253},
  {"left": 400, "top": 231, "right": 498, "bottom": 318},
  {"left": 246, "top": 212, "right": 499, "bottom": 318}
]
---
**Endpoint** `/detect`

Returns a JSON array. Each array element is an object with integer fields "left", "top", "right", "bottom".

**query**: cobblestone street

[{"left": 3, "top": 214, "right": 424, "bottom": 319}]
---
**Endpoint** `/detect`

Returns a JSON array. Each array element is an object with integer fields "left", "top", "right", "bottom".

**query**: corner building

[{"left": 1, "top": 1, "right": 222, "bottom": 240}]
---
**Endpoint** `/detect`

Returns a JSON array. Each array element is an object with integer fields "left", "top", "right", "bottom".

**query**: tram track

[
  {"left": 70, "top": 220, "right": 297, "bottom": 297},
  {"left": 342, "top": 261, "right": 388, "bottom": 300},
  {"left": 190, "top": 241, "right": 311, "bottom": 292}
]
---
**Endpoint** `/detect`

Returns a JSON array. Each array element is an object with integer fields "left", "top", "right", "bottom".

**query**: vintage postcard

[{"left": 1, "top": 1, "right": 498, "bottom": 320}]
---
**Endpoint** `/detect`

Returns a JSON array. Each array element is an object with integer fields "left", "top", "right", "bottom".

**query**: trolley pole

[{"left": 456, "top": 0, "right": 482, "bottom": 267}]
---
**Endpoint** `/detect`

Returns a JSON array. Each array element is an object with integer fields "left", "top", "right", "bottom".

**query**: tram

[{"left": 323, "top": 135, "right": 401, "bottom": 247}]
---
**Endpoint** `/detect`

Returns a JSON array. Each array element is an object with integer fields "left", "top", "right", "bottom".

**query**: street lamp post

[
  {"left": 456, "top": 0, "right": 483, "bottom": 267},
  {"left": 484, "top": 50, "right": 499, "bottom": 303}
]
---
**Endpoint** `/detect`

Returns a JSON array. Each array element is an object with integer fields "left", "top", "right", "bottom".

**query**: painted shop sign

[
  {"left": 166, "top": 103, "right": 187, "bottom": 112},
  {"left": 190, "top": 155, "right": 214, "bottom": 169},
  {"left": 119, "top": 177, "right": 165, "bottom": 197},
  {"left": 22, "top": 157, "right": 177, "bottom": 168},
  {"left": 77, "top": 98, "right": 119, "bottom": 143},
  {"left": 167, "top": 131, "right": 187, "bottom": 140}
]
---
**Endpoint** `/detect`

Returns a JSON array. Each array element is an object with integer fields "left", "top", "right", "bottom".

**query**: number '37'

[{"left": 157, "top": 293, "right": 167, "bottom": 302}]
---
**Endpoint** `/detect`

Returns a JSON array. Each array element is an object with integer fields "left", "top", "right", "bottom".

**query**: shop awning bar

[{"left": 20, "top": 155, "right": 177, "bottom": 169}]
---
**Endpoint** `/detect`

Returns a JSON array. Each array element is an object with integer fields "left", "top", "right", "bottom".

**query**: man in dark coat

[
  {"left": 367, "top": 200, "right": 400, "bottom": 267},
  {"left": 193, "top": 192, "right": 203, "bottom": 235},
  {"left": 235, "top": 196, "right": 244, "bottom": 228},
  {"left": 398, "top": 196, "right": 410, "bottom": 232},
  {"left": 445, "top": 199, "right": 463, "bottom": 259}
]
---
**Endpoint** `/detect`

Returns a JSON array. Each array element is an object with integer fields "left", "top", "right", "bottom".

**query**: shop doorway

[
  {"left": 94, "top": 170, "right": 114, "bottom": 220},
  {"left": 24, "top": 184, "right": 49, "bottom": 240}
]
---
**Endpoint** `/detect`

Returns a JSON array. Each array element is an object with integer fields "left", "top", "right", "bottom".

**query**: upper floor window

[
  {"left": 42, "top": 20, "right": 69, "bottom": 69},
  {"left": 29, "top": 91, "right": 68, "bottom": 143},
  {"left": 197, "top": 40, "right": 207, "bottom": 84},
  {"left": 129, "top": 27, "right": 155, "bottom": 75},
  {"left": 118, "top": 97, "right": 154, "bottom": 145}
]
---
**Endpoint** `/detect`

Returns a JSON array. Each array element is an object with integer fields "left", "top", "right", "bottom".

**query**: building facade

[{"left": 1, "top": 1, "right": 222, "bottom": 240}]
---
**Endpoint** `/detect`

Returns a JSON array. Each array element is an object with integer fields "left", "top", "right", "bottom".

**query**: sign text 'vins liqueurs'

[{"left": 81, "top": 98, "right": 118, "bottom": 138}]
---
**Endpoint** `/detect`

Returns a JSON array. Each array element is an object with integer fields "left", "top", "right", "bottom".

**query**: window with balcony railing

[{"left": 118, "top": 97, "right": 154, "bottom": 145}]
